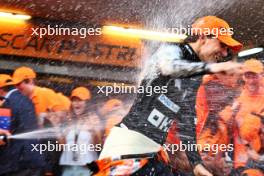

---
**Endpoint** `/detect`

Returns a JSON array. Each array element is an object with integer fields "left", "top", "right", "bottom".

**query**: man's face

[
  {"left": 243, "top": 72, "right": 261, "bottom": 93},
  {"left": 16, "top": 81, "right": 32, "bottom": 97},
  {"left": 199, "top": 37, "right": 228, "bottom": 63}
]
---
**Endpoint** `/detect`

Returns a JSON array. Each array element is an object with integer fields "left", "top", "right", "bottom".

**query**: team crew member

[
  {"left": 45, "top": 92, "right": 71, "bottom": 127},
  {"left": 196, "top": 72, "right": 241, "bottom": 137},
  {"left": 167, "top": 72, "right": 241, "bottom": 174},
  {"left": 196, "top": 81, "right": 233, "bottom": 175},
  {"left": 227, "top": 59, "right": 264, "bottom": 174},
  {"left": 12, "top": 66, "right": 61, "bottom": 126},
  {"left": 0, "top": 74, "right": 46, "bottom": 176},
  {"left": 90, "top": 16, "right": 243, "bottom": 176}
]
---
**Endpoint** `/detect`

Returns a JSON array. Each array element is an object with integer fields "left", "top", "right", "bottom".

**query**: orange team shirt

[
  {"left": 197, "top": 119, "right": 229, "bottom": 156},
  {"left": 31, "top": 86, "right": 61, "bottom": 116},
  {"left": 196, "top": 73, "right": 241, "bottom": 136},
  {"left": 234, "top": 87, "right": 264, "bottom": 125},
  {"left": 229, "top": 87, "right": 264, "bottom": 168},
  {"left": 196, "top": 85, "right": 209, "bottom": 137},
  {"left": 196, "top": 74, "right": 217, "bottom": 137}
]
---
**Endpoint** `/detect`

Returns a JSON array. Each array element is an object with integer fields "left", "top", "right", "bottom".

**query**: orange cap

[
  {"left": 0, "top": 74, "right": 14, "bottom": 88},
  {"left": 70, "top": 87, "right": 91, "bottom": 101},
  {"left": 101, "top": 99, "right": 123, "bottom": 114},
  {"left": 13, "top": 66, "right": 36, "bottom": 84},
  {"left": 243, "top": 59, "right": 263, "bottom": 73},
  {"left": 242, "top": 169, "right": 264, "bottom": 176},
  {"left": 50, "top": 93, "right": 71, "bottom": 112},
  {"left": 192, "top": 16, "right": 243, "bottom": 52}
]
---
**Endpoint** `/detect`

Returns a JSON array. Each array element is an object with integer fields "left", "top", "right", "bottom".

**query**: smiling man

[{"left": 89, "top": 16, "right": 243, "bottom": 176}]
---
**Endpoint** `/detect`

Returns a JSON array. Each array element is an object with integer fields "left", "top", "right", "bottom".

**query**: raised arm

[{"left": 155, "top": 44, "right": 242, "bottom": 77}]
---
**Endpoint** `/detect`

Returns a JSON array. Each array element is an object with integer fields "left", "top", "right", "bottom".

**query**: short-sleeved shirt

[{"left": 31, "top": 86, "right": 61, "bottom": 116}]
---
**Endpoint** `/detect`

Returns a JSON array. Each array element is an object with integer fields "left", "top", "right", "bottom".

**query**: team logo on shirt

[
  {"left": 147, "top": 94, "right": 179, "bottom": 132},
  {"left": 158, "top": 94, "right": 180, "bottom": 113},
  {"left": 147, "top": 108, "right": 173, "bottom": 132}
]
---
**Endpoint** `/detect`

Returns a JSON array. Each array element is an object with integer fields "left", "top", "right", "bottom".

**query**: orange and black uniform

[
  {"left": 90, "top": 43, "right": 214, "bottom": 176},
  {"left": 120, "top": 43, "right": 208, "bottom": 164}
]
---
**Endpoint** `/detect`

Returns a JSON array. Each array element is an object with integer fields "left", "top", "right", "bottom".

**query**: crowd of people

[
  {"left": 0, "top": 15, "right": 263, "bottom": 175},
  {"left": 195, "top": 59, "right": 264, "bottom": 175},
  {"left": 0, "top": 66, "right": 127, "bottom": 176},
  {"left": 0, "top": 61, "right": 263, "bottom": 176},
  {"left": 87, "top": 16, "right": 263, "bottom": 176},
  {"left": 174, "top": 59, "right": 264, "bottom": 176},
  {"left": 167, "top": 59, "right": 264, "bottom": 176}
]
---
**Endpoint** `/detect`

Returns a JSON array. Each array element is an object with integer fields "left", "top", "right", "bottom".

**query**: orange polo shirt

[
  {"left": 197, "top": 119, "right": 229, "bottom": 156},
  {"left": 30, "top": 86, "right": 61, "bottom": 116},
  {"left": 196, "top": 75, "right": 217, "bottom": 137},
  {"left": 231, "top": 87, "right": 264, "bottom": 168}
]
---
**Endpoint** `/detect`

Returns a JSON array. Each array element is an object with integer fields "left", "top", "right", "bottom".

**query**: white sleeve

[{"left": 155, "top": 44, "right": 208, "bottom": 77}]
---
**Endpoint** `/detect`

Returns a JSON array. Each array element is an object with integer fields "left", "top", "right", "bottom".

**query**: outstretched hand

[
  {"left": 0, "top": 129, "right": 11, "bottom": 145},
  {"left": 208, "top": 61, "right": 243, "bottom": 75}
]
